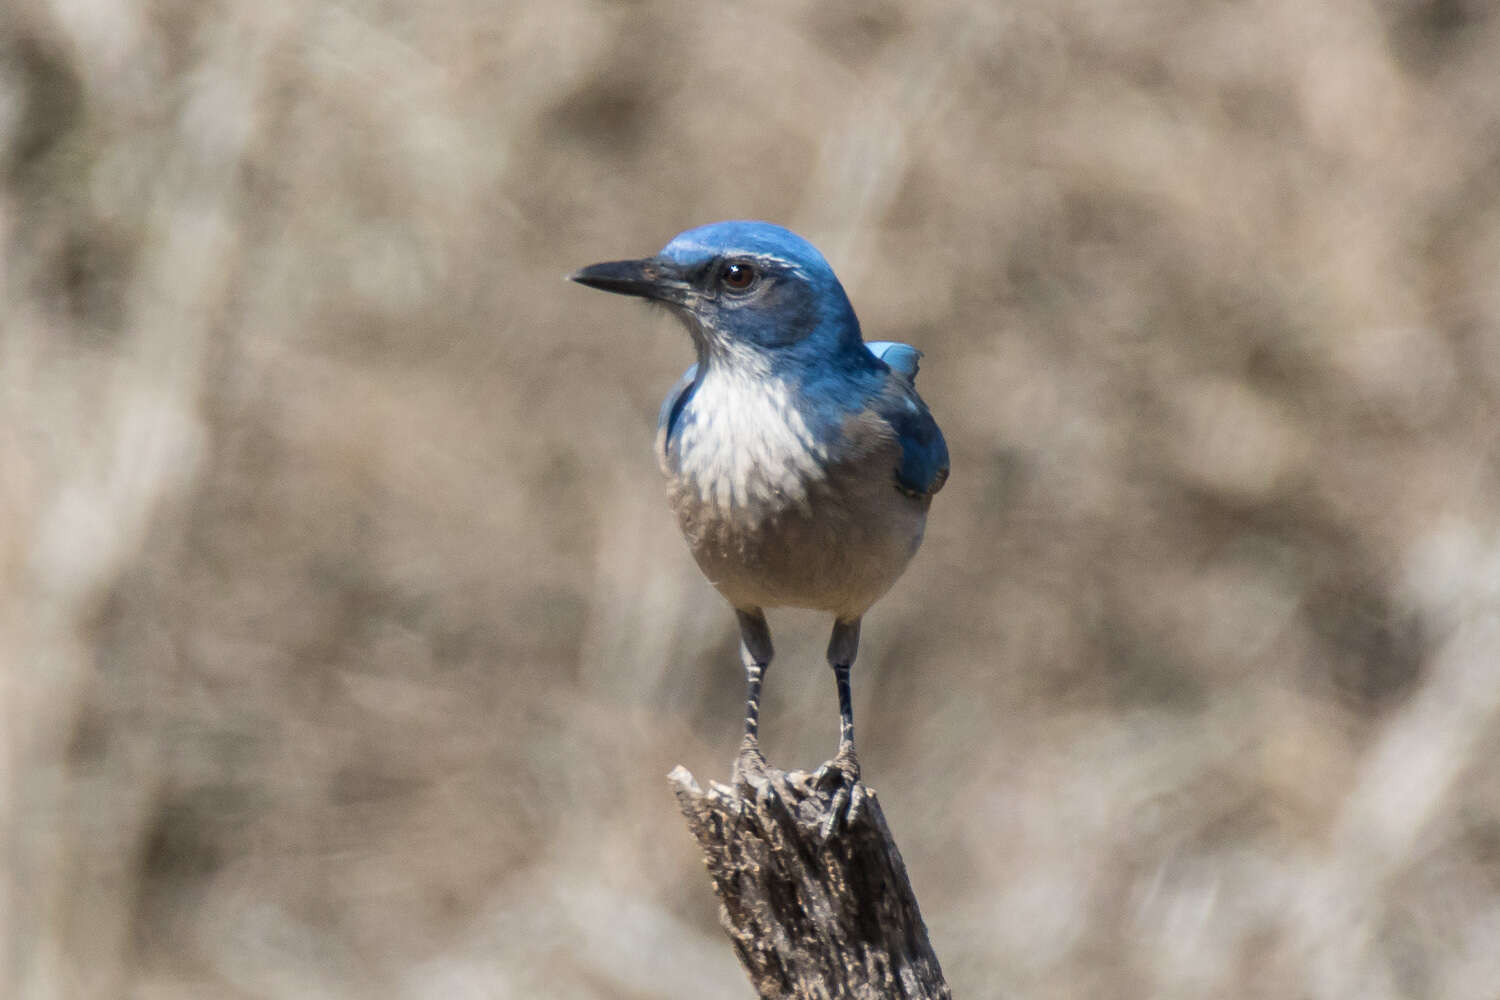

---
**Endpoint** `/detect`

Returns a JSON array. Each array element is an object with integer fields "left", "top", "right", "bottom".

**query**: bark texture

[{"left": 670, "top": 760, "right": 952, "bottom": 1000}]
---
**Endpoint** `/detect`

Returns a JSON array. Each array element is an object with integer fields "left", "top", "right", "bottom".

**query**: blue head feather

[
  {"left": 574, "top": 221, "right": 949, "bottom": 499},
  {"left": 653, "top": 221, "right": 876, "bottom": 375}
]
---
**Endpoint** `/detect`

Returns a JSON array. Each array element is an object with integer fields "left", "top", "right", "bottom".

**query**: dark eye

[{"left": 720, "top": 261, "right": 757, "bottom": 291}]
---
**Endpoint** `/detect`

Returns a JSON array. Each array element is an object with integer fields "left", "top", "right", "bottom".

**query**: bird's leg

[
  {"left": 734, "top": 608, "right": 773, "bottom": 779},
  {"left": 825, "top": 617, "right": 862, "bottom": 783}
]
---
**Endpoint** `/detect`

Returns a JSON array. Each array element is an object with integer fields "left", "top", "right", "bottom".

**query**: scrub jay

[{"left": 571, "top": 221, "right": 948, "bottom": 780}]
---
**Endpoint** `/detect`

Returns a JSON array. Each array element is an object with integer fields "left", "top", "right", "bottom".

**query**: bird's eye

[{"left": 720, "top": 261, "right": 757, "bottom": 291}]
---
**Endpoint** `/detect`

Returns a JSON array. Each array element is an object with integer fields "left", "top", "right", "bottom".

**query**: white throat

[{"left": 675, "top": 365, "right": 829, "bottom": 515}]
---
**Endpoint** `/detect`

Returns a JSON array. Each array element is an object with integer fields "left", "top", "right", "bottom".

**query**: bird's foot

[
  {"left": 812, "top": 744, "right": 860, "bottom": 792},
  {"left": 732, "top": 737, "right": 769, "bottom": 788},
  {"left": 810, "top": 750, "right": 866, "bottom": 840}
]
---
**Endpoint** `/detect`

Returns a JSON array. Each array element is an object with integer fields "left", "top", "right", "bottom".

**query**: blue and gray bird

[{"left": 571, "top": 221, "right": 947, "bottom": 780}]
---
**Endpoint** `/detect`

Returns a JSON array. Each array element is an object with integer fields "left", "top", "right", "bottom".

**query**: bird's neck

[
  {"left": 674, "top": 363, "right": 836, "bottom": 516},
  {"left": 695, "top": 338, "right": 876, "bottom": 391},
  {"left": 695, "top": 336, "right": 776, "bottom": 380}
]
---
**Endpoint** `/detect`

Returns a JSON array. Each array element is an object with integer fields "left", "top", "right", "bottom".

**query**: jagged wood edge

[{"left": 670, "top": 761, "right": 952, "bottom": 1000}]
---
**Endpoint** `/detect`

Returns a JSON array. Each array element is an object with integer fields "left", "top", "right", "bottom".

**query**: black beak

[{"left": 568, "top": 258, "right": 691, "bottom": 304}]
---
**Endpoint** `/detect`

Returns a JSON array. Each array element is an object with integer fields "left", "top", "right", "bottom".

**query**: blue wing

[
  {"left": 887, "top": 392, "right": 949, "bottom": 497},
  {"left": 865, "top": 346, "right": 947, "bottom": 497},
  {"left": 656, "top": 363, "right": 700, "bottom": 471},
  {"left": 866, "top": 341, "right": 922, "bottom": 379}
]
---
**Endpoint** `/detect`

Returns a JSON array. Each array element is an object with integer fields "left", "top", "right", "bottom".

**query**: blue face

[
  {"left": 572, "top": 221, "right": 868, "bottom": 366},
  {"left": 654, "top": 221, "right": 864, "bottom": 357}
]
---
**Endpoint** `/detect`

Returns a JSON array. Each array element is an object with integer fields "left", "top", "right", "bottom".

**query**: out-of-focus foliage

[{"left": 5, "top": 0, "right": 1500, "bottom": 996}]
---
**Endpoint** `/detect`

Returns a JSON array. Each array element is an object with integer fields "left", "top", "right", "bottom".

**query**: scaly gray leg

[
  {"left": 827, "top": 617, "right": 862, "bottom": 781},
  {"left": 735, "top": 608, "right": 773, "bottom": 775}
]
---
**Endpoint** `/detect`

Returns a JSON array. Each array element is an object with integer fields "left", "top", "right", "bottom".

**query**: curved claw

[
  {"left": 819, "top": 786, "right": 851, "bottom": 841},
  {"left": 812, "top": 753, "right": 859, "bottom": 792}
]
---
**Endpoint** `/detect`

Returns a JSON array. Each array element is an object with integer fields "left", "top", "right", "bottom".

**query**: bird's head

[{"left": 571, "top": 221, "right": 868, "bottom": 372}]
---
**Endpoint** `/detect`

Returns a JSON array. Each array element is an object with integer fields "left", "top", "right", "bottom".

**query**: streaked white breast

[{"left": 674, "top": 366, "right": 829, "bottom": 515}]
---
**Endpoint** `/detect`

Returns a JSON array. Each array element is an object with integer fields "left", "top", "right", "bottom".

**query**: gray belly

[{"left": 667, "top": 460, "right": 929, "bottom": 620}]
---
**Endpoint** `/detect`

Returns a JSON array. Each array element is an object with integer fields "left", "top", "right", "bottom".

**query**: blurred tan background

[{"left": 5, "top": 0, "right": 1500, "bottom": 996}]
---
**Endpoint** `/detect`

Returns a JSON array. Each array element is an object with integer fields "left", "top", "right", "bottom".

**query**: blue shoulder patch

[
  {"left": 865, "top": 345, "right": 946, "bottom": 495},
  {"left": 892, "top": 407, "right": 949, "bottom": 497},
  {"left": 871, "top": 371, "right": 948, "bottom": 498},
  {"left": 657, "top": 363, "right": 700, "bottom": 465},
  {"left": 865, "top": 341, "right": 922, "bottom": 380}
]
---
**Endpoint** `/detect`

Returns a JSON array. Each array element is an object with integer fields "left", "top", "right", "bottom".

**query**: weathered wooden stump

[{"left": 670, "top": 756, "right": 952, "bottom": 999}]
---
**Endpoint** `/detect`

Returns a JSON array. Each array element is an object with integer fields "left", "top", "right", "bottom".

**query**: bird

[{"left": 570, "top": 221, "right": 947, "bottom": 783}]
